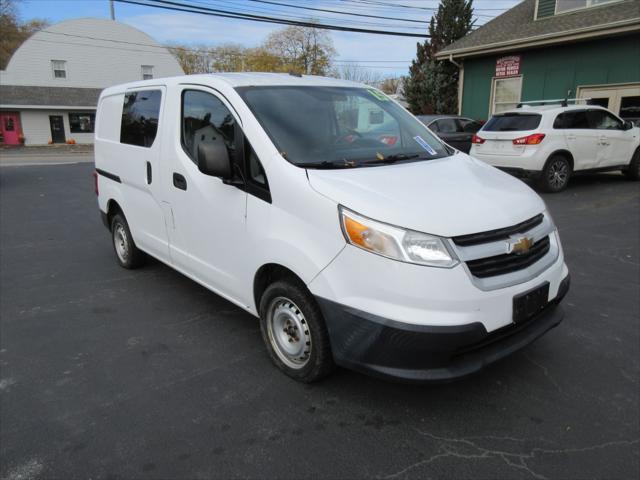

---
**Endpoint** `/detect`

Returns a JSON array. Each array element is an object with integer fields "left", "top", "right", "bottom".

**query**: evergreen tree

[{"left": 404, "top": 0, "right": 474, "bottom": 114}]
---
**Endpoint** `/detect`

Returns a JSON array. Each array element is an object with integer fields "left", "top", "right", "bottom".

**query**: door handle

[
  {"left": 566, "top": 134, "right": 576, "bottom": 140},
  {"left": 146, "top": 162, "right": 152, "bottom": 184},
  {"left": 173, "top": 173, "right": 187, "bottom": 191}
]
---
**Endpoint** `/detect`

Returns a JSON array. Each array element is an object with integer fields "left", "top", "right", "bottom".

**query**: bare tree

[
  {"left": 264, "top": 24, "right": 335, "bottom": 75},
  {"left": 332, "top": 63, "right": 384, "bottom": 86},
  {"left": 168, "top": 24, "right": 335, "bottom": 76},
  {"left": 379, "top": 77, "right": 402, "bottom": 94}
]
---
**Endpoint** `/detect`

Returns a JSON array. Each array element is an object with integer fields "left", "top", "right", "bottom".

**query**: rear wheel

[
  {"left": 623, "top": 147, "right": 640, "bottom": 180},
  {"left": 539, "top": 155, "right": 571, "bottom": 193},
  {"left": 259, "top": 279, "right": 335, "bottom": 382},
  {"left": 110, "top": 213, "right": 145, "bottom": 269}
]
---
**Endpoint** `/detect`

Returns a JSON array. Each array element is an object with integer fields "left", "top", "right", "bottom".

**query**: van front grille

[
  {"left": 466, "top": 236, "right": 550, "bottom": 278},
  {"left": 452, "top": 214, "right": 544, "bottom": 247}
]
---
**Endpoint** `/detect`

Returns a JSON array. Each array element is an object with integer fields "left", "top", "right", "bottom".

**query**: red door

[{"left": 1, "top": 113, "right": 21, "bottom": 145}]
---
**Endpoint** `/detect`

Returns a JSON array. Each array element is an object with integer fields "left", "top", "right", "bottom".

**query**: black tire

[
  {"left": 259, "top": 279, "right": 335, "bottom": 382},
  {"left": 539, "top": 154, "right": 572, "bottom": 193},
  {"left": 623, "top": 147, "right": 640, "bottom": 180},
  {"left": 110, "top": 213, "right": 145, "bottom": 269}
]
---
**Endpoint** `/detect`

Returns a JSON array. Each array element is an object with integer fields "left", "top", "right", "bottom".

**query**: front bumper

[{"left": 316, "top": 274, "right": 570, "bottom": 382}]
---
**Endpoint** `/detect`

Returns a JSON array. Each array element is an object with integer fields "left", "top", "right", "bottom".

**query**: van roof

[{"left": 102, "top": 72, "right": 365, "bottom": 93}]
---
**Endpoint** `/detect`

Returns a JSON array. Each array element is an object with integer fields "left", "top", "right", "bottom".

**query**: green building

[{"left": 436, "top": 0, "right": 640, "bottom": 122}]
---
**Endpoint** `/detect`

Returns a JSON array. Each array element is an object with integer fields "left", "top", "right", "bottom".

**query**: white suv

[{"left": 470, "top": 104, "right": 640, "bottom": 192}]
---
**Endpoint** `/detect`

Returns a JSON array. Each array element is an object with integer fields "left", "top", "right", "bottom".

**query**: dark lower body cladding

[
  {"left": 317, "top": 274, "right": 570, "bottom": 383},
  {"left": 499, "top": 167, "right": 541, "bottom": 180}
]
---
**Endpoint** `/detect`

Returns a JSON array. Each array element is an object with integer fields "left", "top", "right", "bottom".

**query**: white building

[{"left": 0, "top": 18, "right": 183, "bottom": 146}]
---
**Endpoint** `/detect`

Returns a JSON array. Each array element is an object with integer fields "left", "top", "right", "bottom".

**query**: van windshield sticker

[
  {"left": 413, "top": 135, "right": 437, "bottom": 155},
  {"left": 367, "top": 89, "right": 390, "bottom": 101}
]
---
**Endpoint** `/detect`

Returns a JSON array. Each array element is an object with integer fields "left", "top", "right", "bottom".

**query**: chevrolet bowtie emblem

[{"left": 508, "top": 235, "right": 534, "bottom": 255}]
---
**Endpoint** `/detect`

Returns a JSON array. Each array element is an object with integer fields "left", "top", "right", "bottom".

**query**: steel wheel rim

[
  {"left": 548, "top": 160, "right": 568, "bottom": 189},
  {"left": 114, "top": 223, "right": 129, "bottom": 263},
  {"left": 266, "top": 296, "right": 312, "bottom": 369}
]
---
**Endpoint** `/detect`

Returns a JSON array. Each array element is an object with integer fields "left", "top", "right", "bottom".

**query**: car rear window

[{"left": 483, "top": 113, "right": 541, "bottom": 132}]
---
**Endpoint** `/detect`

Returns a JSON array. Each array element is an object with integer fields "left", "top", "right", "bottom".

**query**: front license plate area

[{"left": 513, "top": 282, "right": 550, "bottom": 323}]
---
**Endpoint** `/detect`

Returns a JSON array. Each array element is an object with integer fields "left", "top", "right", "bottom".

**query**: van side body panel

[
  {"left": 97, "top": 78, "right": 345, "bottom": 315},
  {"left": 95, "top": 87, "right": 170, "bottom": 261}
]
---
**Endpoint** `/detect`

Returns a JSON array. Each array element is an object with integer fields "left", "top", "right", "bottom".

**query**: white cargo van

[{"left": 94, "top": 73, "right": 570, "bottom": 383}]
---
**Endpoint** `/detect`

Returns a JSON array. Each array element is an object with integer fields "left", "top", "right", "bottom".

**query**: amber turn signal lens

[{"left": 343, "top": 216, "right": 369, "bottom": 248}]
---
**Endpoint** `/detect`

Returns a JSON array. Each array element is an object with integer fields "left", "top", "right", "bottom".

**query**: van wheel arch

[
  {"left": 106, "top": 199, "right": 124, "bottom": 231},
  {"left": 253, "top": 264, "right": 307, "bottom": 313}
]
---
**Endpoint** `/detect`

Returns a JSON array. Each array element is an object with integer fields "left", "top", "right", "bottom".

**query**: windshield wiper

[
  {"left": 300, "top": 160, "right": 358, "bottom": 169},
  {"left": 360, "top": 153, "right": 426, "bottom": 165}
]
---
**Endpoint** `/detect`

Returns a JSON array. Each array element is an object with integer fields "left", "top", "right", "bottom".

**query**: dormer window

[
  {"left": 141, "top": 65, "right": 154, "bottom": 80},
  {"left": 556, "top": 0, "right": 622, "bottom": 14},
  {"left": 51, "top": 60, "right": 66, "bottom": 79}
]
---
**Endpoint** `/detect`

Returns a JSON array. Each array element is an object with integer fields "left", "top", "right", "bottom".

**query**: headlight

[{"left": 339, "top": 206, "right": 458, "bottom": 268}]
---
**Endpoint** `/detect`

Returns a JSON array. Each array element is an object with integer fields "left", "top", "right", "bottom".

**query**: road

[
  {"left": 1, "top": 163, "right": 638, "bottom": 479},
  {"left": 0, "top": 149, "right": 93, "bottom": 167}
]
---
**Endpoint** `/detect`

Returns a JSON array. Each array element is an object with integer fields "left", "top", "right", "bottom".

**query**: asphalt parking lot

[{"left": 1, "top": 162, "right": 638, "bottom": 480}]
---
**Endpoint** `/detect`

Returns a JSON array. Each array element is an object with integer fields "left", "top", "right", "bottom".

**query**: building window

[
  {"left": 69, "top": 113, "right": 95, "bottom": 133},
  {"left": 141, "top": 65, "right": 154, "bottom": 80},
  {"left": 51, "top": 60, "right": 67, "bottom": 79},
  {"left": 556, "top": 0, "right": 621, "bottom": 14},
  {"left": 490, "top": 76, "right": 522, "bottom": 115}
]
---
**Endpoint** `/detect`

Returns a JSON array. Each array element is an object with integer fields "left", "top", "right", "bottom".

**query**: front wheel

[
  {"left": 623, "top": 147, "right": 640, "bottom": 180},
  {"left": 539, "top": 155, "right": 571, "bottom": 193},
  {"left": 259, "top": 279, "right": 335, "bottom": 382}
]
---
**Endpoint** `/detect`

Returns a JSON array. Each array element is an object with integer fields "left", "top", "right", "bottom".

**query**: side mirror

[
  {"left": 623, "top": 120, "right": 634, "bottom": 131},
  {"left": 197, "top": 139, "right": 232, "bottom": 179}
]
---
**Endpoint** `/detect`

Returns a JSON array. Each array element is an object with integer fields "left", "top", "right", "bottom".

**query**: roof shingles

[
  {"left": 439, "top": 0, "right": 640, "bottom": 57},
  {"left": 0, "top": 85, "right": 102, "bottom": 107}
]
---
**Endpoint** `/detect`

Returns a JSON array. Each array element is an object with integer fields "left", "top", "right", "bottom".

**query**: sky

[{"left": 16, "top": 0, "right": 523, "bottom": 77}]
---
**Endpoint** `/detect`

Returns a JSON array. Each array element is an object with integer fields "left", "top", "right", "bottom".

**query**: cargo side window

[
  {"left": 181, "top": 90, "right": 236, "bottom": 164},
  {"left": 120, "top": 90, "right": 161, "bottom": 147}
]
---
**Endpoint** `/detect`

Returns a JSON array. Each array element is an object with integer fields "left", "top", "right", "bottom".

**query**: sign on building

[{"left": 495, "top": 55, "right": 521, "bottom": 78}]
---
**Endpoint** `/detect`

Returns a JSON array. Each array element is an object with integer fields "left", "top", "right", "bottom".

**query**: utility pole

[{"left": 109, "top": 0, "right": 115, "bottom": 20}]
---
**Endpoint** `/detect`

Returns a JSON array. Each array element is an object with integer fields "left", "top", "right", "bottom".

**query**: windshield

[{"left": 235, "top": 86, "right": 451, "bottom": 168}]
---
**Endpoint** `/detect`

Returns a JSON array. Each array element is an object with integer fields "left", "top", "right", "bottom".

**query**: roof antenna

[{"left": 109, "top": 0, "right": 116, "bottom": 20}]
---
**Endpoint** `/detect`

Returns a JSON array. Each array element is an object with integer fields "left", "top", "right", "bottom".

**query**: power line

[
  {"left": 185, "top": 0, "right": 428, "bottom": 29},
  {"left": 191, "top": 0, "right": 500, "bottom": 21},
  {"left": 341, "top": 0, "right": 509, "bottom": 11},
  {"left": 242, "top": 0, "right": 427, "bottom": 24},
  {"left": 33, "top": 30, "right": 412, "bottom": 67},
  {"left": 114, "top": 0, "right": 430, "bottom": 37},
  {"left": 336, "top": 0, "right": 509, "bottom": 18}
]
